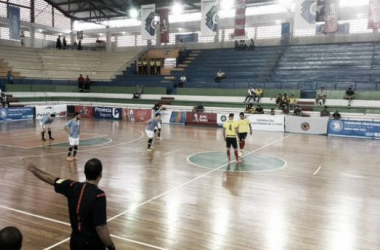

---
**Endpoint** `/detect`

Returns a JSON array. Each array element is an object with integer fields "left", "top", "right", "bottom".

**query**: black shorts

[
  {"left": 238, "top": 133, "right": 248, "bottom": 141},
  {"left": 226, "top": 137, "right": 238, "bottom": 149}
]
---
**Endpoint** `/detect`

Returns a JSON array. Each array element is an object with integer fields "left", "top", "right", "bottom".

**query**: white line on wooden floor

[
  {"left": 163, "top": 149, "right": 180, "bottom": 156},
  {"left": 313, "top": 166, "right": 322, "bottom": 175}
]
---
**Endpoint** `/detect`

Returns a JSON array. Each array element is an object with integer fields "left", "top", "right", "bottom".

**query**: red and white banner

[
  {"left": 234, "top": 0, "right": 247, "bottom": 38},
  {"left": 75, "top": 106, "right": 93, "bottom": 118},
  {"left": 369, "top": 0, "right": 380, "bottom": 29},
  {"left": 123, "top": 109, "right": 152, "bottom": 122},
  {"left": 324, "top": 0, "right": 339, "bottom": 33},
  {"left": 35, "top": 105, "right": 67, "bottom": 118},
  {"left": 186, "top": 112, "right": 217, "bottom": 127},
  {"left": 159, "top": 9, "right": 169, "bottom": 44}
]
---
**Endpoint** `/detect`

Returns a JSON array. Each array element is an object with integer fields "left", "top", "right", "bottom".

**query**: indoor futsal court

[{"left": 1, "top": 117, "right": 380, "bottom": 250}]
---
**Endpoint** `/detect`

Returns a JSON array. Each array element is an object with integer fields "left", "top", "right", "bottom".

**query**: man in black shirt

[
  {"left": 333, "top": 110, "right": 341, "bottom": 119},
  {"left": 24, "top": 158, "right": 115, "bottom": 250},
  {"left": 0, "top": 226, "right": 23, "bottom": 250},
  {"left": 344, "top": 87, "right": 355, "bottom": 106},
  {"left": 255, "top": 105, "right": 264, "bottom": 114}
]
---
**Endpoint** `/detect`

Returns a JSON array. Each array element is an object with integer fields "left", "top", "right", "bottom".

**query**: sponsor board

[
  {"left": 328, "top": 119, "right": 380, "bottom": 139},
  {"left": 285, "top": 116, "right": 329, "bottom": 135},
  {"left": 35, "top": 105, "right": 67, "bottom": 118},
  {"left": 0, "top": 107, "right": 34, "bottom": 121},
  {"left": 75, "top": 106, "right": 94, "bottom": 118},
  {"left": 186, "top": 112, "right": 217, "bottom": 127},
  {"left": 170, "top": 111, "right": 187, "bottom": 124},
  {"left": 94, "top": 107, "right": 122, "bottom": 120},
  {"left": 249, "top": 115, "right": 285, "bottom": 132}
]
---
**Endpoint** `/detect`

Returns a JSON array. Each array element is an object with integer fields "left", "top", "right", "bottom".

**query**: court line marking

[
  {"left": 0, "top": 130, "right": 144, "bottom": 160},
  {"left": 313, "top": 166, "right": 322, "bottom": 176},
  {"left": 27, "top": 134, "right": 110, "bottom": 149},
  {"left": 42, "top": 138, "right": 113, "bottom": 149},
  {"left": 0, "top": 205, "right": 167, "bottom": 250},
  {"left": 163, "top": 149, "right": 180, "bottom": 156},
  {"left": 186, "top": 151, "right": 288, "bottom": 173},
  {"left": 107, "top": 134, "right": 293, "bottom": 223}
]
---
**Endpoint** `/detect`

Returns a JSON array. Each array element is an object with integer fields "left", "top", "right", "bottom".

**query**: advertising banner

[
  {"left": 159, "top": 9, "right": 169, "bottom": 44},
  {"left": 35, "top": 105, "right": 67, "bottom": 118},
  {"left": 0, "top": 107, "right": 34, "bottom": 121},
  {"left": 323, "top": 0, "right": 339, "bottom": 33},
  {"left": 175, "top": 33, "right": 199, "bottom": 43},
  {"left": 160, "top": 110, "right": 172, "bottom": 124},
  {"left": 249, "top": 115, "right": 285, "bottom": 132},
  {"left": 368, "top": 0, "right": 380, "bottom": 29},
  {"left": 186, "top": 112, "right": 217, "bottom": 127},
  {"left": 234, "top": 0, "right": 247, "bottom": 37},
  {"left": 124, "top": 109, "right": 152, "bottom": 122},
  {"left": 294, "top": 0, "right": 317, "bottom": 30},
  {"left": 75, "top": 106, "right": 93, "bottom": 118},
  {"left": 141, "top": 4, "right": 156, "bottom": 40},
  {"left": 281, "top": 23, "right": 291, "bottom": 44},
  {"left": 328, "top": 119, "right": 380, "bottom": 139},
  {"left": 170, "top": 111, "right": 187, "bottom": 124},
  {"left": 94, "top": 107, "right": 122, "bottom": 120},
  {"left": 316, "top": 0, "right": 326, "bottom": 22},
  {"left": 217, "top": 113, "right": 240, "bottom": 127},
  {"left": 285, "top": 116, "right": 329, "bottom": 135},
  {"left": 8, "top": 6, "right": 20, "bottom": 40},
  {"left": 316, "top": 23, "right": 349, "bottom": 35},
  {"left": 201, "top": 0, "right": 218, "bottom": 37}
]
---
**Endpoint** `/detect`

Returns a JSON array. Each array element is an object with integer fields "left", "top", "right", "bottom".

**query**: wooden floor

[{"left": 1, "top": 118, "right": 380, "bottom": 250}]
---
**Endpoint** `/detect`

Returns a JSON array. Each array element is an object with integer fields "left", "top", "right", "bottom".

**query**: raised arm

[{"left": 23, "top": 158, "right": 56, "bottom": 186}]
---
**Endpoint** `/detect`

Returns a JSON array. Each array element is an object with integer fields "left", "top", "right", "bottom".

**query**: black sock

[
  {"left": 42, "top": 132, "right": 45, "bottom": 140},
  {"left": 48, "top": 131, "right": 52, "bottom": 138},
  {"left": 73, "top": 146, "right": 78, "bottom": 156},
  {"left": 158, "top": 129, "right": 161, "bottom": 137},
  {"left": 148, "top": 139, "right": 153, "bottom": 149},
  {"left": 68, "top": 147, "right": 73, "bottom": 157}
]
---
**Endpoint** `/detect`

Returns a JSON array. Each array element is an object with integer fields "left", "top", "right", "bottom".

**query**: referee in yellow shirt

[
  {"left": 237, "top": 112, "right": 252, "bottom": 155},
  {"left": 223, "top": 113, "right": 240, "bottom": 163}
]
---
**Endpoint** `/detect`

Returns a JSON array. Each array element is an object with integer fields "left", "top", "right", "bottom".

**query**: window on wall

[
  {"left": 294, "top": 28, "right": 315, "bottom": 37},
  {"left": 256, "top": 25, "right": 281, "bottom": 39},
  {"left": 168, "top": 33, "right": 176, "bottom": 45},
  {"left": 136, "top": 35, "right": 156, "bottom": 46},
  {"left": 347, "top": 19, "right": 372, "bottom": 34},
  {"left": 0, "top": 27, "right": 10, "bottom": 40},
  {"left": 54, "top": 8, "right": 71, "bottom": 29},
  {"left": 223, "top": 29, "right": 234, "bottom": 41},
  {"left": 82, "top": 37, "right": 97, "bottom": 44},
  {"left": 117, "top": 35, "right": 135, "bottom": 47},
  {"left": 198, "top": 33, "right": 215, "bottom": 43},
  {"left": 0, "top": 3, "right": 7, "bottom": 18},
  {"left": 246, "top": 27, "right": 256, "bottom": 39},
  {"left": 35, "top": 0, "right": 52, "bottom": 26}
]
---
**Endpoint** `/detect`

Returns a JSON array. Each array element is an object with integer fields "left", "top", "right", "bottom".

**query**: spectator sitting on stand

[
  {"left": 255, "top": 105, "right": 264, "bottom": 114},
  {"left": 280, "top": 93, "right": 290, "bottom": 110},
  {"left": 240, "top": 40, "right": 247, "bottom": 50},
  {"left": 56, "top": 35, "right": 62, "bottom": 49},
  {"left": 77, "top": 74, "right": 85, "bottom": 92},
  {"left": 333, "top": 110, "right": 341, "bottom": 119},
  {"left": 316, "top": 86, "right": 327, "bottom": 105},
  {"left": 344, "top": 87, "right": 355, "bottom": 106},
  {"left": 289, "top": 94, "right": 297, "bottom": 110},
  {"left": 63, "top": 37, "right": 67, "bottom": 49},
  {"left": 178, "top": 74, "right": 187, "bottom": 88},
  {"left": 7, "top": 71, "right": 14, "bottom": 84},
  {"left": 244, "top": 103, "right": 255, "bottom": 114},
  {"left": 274, "top": 93, "right": 282, "bottom": 107},
  {"left": 320, "top": 106, "right": 331, "bottom": 117},
  {"left": 0, "top": 226, "right": 23, "bottom": 250},
  {"left": 249, "top": 39, "right": 255, "bottom": 50},
  {"left": 138, "top": 59, "right": 143, "bottom": 75},
  {"left": 84, "top": 75, "right": 91, "bottom": 92},
  {"left": 254, "top": 88, "right": 263, "bottom": 103},
  {"left": 193, "top": 103, "right": 204, "bottom": 113},
  {"left": 133, "top": 85, "right": 144, "bottom": 99},
  {"left": 78, "top": 40, "right": 82, "bottom": 50},
  {"left": 235, "top": 40, "right": 239, "bottom": 51},
  {"left": 270, "top": 108, "right": 276, "bottom": 115},
  {"left": 156, "top": 59, "right": 162, "bottom": 75},
  {"left": 214, "top": 70, "right": 226, "bottom": 82},
  {"left": 150, "top": 59, "right": 155, "bottom": 75},
  {"left": 244, "top": 87, "right": 255, "bottom": 103},
  {"left": 293, "top": 105, "right": 302, "bottom": 116},
  {"left": 143, "top": 59, "right": 148, "bottom": 75}
]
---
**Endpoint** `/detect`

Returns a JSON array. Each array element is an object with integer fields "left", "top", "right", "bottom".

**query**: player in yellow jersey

[
  {"left": 223, "top": 113, "right": 240, "bottom": 163},
  {"left": 237, "top": 112, "right": 252, "bottom": 156}
]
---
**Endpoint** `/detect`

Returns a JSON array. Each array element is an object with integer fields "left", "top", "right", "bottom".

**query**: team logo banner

[
  {"left": 75, "top": 106, "right": 93, "bottom": 118},
  {"left": 94, "top": 107, "right": 122, "bottom": 120},
  {"left": 141, "top": 4, "right": 156, "bottom": 40},
  {"left": 186, "top": 112, "right": 217, "bottom": 127},
  {"left": 368, "top": 0, "right": 380, "bottom": 29},
  {"left": 285, "top": 116, "right": 329, "bottom": 135},
  {"left": 159, "top": 9, "right": 169, "bottom": 44},
  {"left": 328, "top": 119, "right": 380, "bottom": 139},
  {"left": 324, "top": 0, "right": 339, "bottom": 33},
  {"left": 36, "top": 105, "right": 67, "bottom": 118},
  {"left": 249, "top": 115, "right": 285, "bottom": 132},
  {"left": 8, "top": 6, "right": 20, "bottom": 40},
  {"left": 201, "top": 0, "right": 218, "bottom": 37},
  {"left": 294, "top": 0, "right": 317, "bottom": 30},
  {"left": 234, "top": 0, "right": 247, "bottom": 38},
  {"left": 0, "top": 108, "right": 34, "bottom": 121},
  {"left": 217, "top": 113, "right": 240, "bottom": 127}
]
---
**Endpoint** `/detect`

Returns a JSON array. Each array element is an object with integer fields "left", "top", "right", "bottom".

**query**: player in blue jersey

[
  {"left": 65, "top": 112, "right": 81, "bottom": 161},
  {"left": 40, "top": 114, "right": 56, "bottom": 141},
  {"left": 146, "top": 113, "right": 161, "bottom": 152}
]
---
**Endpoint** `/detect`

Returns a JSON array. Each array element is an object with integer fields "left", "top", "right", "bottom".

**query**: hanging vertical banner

[
  {"left": 316, "top": 0, "right": 326, "bottom": 22},
  {"left": 141, "top": 4, "right": 156, "bottom": 40},
  {"left": 234, "top": 0, "right": 247, "bottom": 37},
  {"left": 201, "top": 0, "right": 218, "bottom": 37},
  {"left": 159, "top": 9, "right": 169, "bottom": 44},
  {"left": 324, "top": 0, "right": 339, "bottom": 33},
  {"left": 281, "top": 23, "right": 291, "bottom": 44},
  {"left": 294, "top": 0, "right": 317, "bottom": 29},
  {"left": 369, "top": 0, "right": 380, "bottom": 29},
  {"left": 8, "top": 6, "right": 20, "bottom": 40}
]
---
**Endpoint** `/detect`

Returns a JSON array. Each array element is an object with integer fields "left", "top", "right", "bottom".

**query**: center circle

[{"left": 188, "top": 151, "right": 287, "bottom": 172}]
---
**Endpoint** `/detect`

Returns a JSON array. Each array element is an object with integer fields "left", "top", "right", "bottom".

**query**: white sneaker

[{"left": 157, "top": 137, "right": 163, "bottom": 140}]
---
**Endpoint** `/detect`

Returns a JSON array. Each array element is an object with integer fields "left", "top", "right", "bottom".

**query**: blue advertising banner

[
  {"left": 0, "top": 107, "right": 34, "bottom": 121},
  {"left": 94, "top": 107, "right": 122, "bottom": 120},
  {"left": 175, "top": 33, "right": 199, "bottom": 43},
  {"left": 170, "top": 111, "right": 187, "bottom": 124},
  {"left": 328, "top": 119, "right": 380, "bottom": 139},
  {"left": 281, "top": 22, "right": 290, "bottom": 45},
  {"left": 8, "top": 6, "right": 20, "bottom": 40}
]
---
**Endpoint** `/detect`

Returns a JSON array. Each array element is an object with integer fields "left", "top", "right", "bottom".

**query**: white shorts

[
  {"left": 69, "top": 137, "right": 80, "bottom": 146},
  {"left": 40, "top": 122, "right": 51, "bottom": 130},
  {"left": 154, "top": 122, "right": 162, "bottom": 130},
  {"left": 146, "top": 130, "right": 154, "bottom": 139}
]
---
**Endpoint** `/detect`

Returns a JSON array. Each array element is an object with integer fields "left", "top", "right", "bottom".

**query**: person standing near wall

[
  {"left": 156, "top": 59, "right": 162, "bottom": 75},
  {"left": 150, "top": 59, "right": 155, "bottom": 75}
]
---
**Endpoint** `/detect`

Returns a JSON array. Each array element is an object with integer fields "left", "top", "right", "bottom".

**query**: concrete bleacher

[{"left": 0, "top": 45, "right": 142, "bottom": 80}]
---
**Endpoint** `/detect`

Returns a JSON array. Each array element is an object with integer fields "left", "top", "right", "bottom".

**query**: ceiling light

[
  {"left": 172, "top": 2, "right": 183, "bottom": 15},
  {"left": 221, "top": 0, "right": 234, "bottom": 10},
  {"left": 129, "top": 8, "right": 138, "bottom": 19}
]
